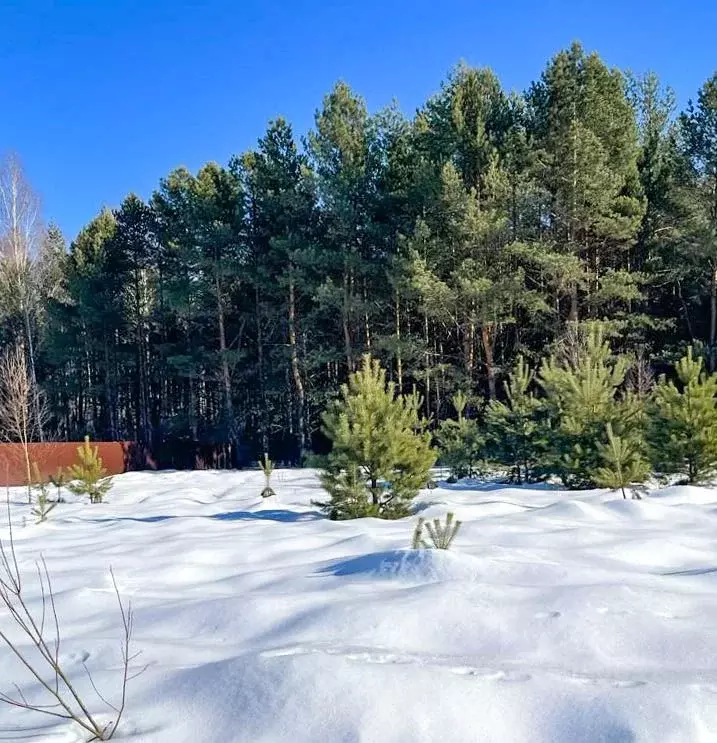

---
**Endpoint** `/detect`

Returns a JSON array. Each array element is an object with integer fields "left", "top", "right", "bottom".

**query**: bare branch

[{"left": 0, "top": 497, "right": 138, "bottom": 739}]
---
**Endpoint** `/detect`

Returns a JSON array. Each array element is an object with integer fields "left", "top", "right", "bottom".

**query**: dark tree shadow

[
  {"left": 88, "top": 509, "right": 324, "bottom": 525},
  {"left": 210, "top": 509, "right": 324, "bottom": 523},
  {"left": 664, "top": 566, "right": 717, "bottom": 576},
  {"left": 437, "top": 479, "right": 561, "bottom": 492}
]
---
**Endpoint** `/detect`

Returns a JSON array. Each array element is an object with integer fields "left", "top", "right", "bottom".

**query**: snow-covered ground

[{"left": 1, "top": 470, "right": 716, "bottom": 742}]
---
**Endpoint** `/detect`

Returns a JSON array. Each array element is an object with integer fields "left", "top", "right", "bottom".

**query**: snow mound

[
  {"left": 649, "top": 484, "right": 717, "bottom": 505},
  {"left": 535, "top": 498, "right": 622, "bottom": 522},
  {"left": 323, "top": 548, "right": 482, "bottom": 582}
]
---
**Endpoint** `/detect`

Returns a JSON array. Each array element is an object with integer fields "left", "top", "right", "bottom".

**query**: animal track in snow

[
  {"left": 260, "top": 645, "right": 655, "bottom": 693},
  {"left": 260, "top": 645, "right": 538, "bottom": 684},
  {"left": 261, "top": 646, "right": 310, "bottom": 658}
]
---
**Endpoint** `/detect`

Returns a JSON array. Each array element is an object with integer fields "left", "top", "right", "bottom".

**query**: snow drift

[{"left": 0, "top": 470, "right": 716, "bottom": 742}]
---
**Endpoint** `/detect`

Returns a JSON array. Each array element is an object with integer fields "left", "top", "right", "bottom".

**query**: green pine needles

[
  {"left": 537, "top": 324, "right": 639, "bottom": 488},
  {"left": 412, "top": 512, "right": 462, "bottom": 550},
  {"left": 595, "top": 423, "right": 649, "bottom": 499},
  {"left": 68, "top": 436, "right": 113, "bottom": 504},
  {"left": 48, "top": 468, "right": 67, "bottom": 503},
  {"left": 30, "top": 463, "right": 58, "bottom": 524},
  {"left": 317, "top": 355, "right": 436, "bottom": 520},
  {"left": 486, "top": 356, "right": 545, "bottom": 484},
  {"left": 648, "top": 348, "right": 717, "bottom": 483},
  {"left": 436, "top": 391, "right": 484, "bottom": 482}
]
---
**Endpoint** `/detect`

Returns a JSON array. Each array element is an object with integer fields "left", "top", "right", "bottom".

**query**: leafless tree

[
  {"left": 0, "top": 496, "right": 140, "bottom": 740},
  {"left": 0, "top": 153, "right": 45, "bottom": 440},
  {"left": 552, "top": 321, "right": 586, "bottom": 368},
  {"left": 0, "top": 343, "right": 48, "bottom": 502},
  {"left": 626, "top": 347, "right": 655, "bottom": 399}
]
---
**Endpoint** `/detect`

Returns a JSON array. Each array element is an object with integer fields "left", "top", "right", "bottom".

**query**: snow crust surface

[{"left": 1, "top": 470, "right": 716, "bottom": 742}]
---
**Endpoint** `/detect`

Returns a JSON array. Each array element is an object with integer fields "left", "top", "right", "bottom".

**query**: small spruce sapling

[
  {"left": 30, "top": 463, "right": 57, "bottom": 524},
  {"left": 260, "top": 454, "right": 275, "bottom": 498},
  {"left": 412, "top": 512, "right": 462, "bottom": 550},
  {"left": 68, "top": 436, "right": 112, "bottom": 504},
  {"left": 595, "top": 423, "right": 649, "bottom": 499}
]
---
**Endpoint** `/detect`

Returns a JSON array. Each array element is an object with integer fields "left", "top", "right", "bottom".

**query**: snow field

[{"left": 0, "top": 470, "right": 716, "bottom": 742}]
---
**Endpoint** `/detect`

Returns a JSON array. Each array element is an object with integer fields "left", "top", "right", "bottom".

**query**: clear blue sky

[{"left": 2, "top": 0, "right": 716, "bottom": 240}]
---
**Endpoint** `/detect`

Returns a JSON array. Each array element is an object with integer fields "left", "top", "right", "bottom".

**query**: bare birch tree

[
  {"left": 0, "top": 343, "right": 48, "bottom": 501},
  {"left": 0, "top": 153, "right": 45, "bottom": 440}
]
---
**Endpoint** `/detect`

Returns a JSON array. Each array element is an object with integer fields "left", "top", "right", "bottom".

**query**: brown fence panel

[{"left": 0, "top": 442, "right": 141, "bottom": 487}]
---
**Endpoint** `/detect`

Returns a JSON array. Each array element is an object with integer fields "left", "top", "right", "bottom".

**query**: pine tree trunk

[
  {"left": 288, "top": 269, "right": 306, "bottom": 458},
  {"left": 676, "top": 279, "right": 695, "bottom": 341},
  {"left": 363, "top": 278, "right": 371, "bottom": 352},
  {"left": 424, "top": 314, "right": 431, "bottom": 418},
  {"left": 343, "top": 263, "right": 353, "bottom": 372},
  {"left": 103, "top": 336, "right": 116, "bottom": 439},
  {"left": 464, "top": 318, "right": 476, "bottom": 380},
  {"left": 481, "top": 324, "right": 497, "bottom": 400},
  {"left": 134, "top": 269, "right": 150, "bottom": 444},
  {"left": 568, "top": 102, "right": 579, "bottom": 326},
  {"left": 216, "top": 273, "right": 234, "bottom": 425},
  {"left": 256, "top": 285, "right": 269, "bottom": 455},
  {"left": 569, "top": 285, "right": 579, "bottom": 323},
  {"left": 370, "top": 476, "right": 380, "bottom": 506},
  {"left": 395, "top": 290, "right": 403, "bottom": 392},
  {"left": 189, "top": 374, "right": 198, "bottom": 442},
  {"left": 710, "top": 263, "right": 717, "bottom": 371}
]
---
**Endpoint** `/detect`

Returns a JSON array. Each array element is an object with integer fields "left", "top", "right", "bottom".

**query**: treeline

[
  {"left": 314, "top": 333, "right": 717, "bottom": 522},
  {"left": 437, "top": 326, "right": 717, "bottom": 490},
  {"left": 2, "top": 42, "right": 717, "bottom": 465}
]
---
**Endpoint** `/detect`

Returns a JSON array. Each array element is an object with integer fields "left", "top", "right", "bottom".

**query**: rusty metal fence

[{"left": 0, "top": 442, "right": 141, "bottom": 486}]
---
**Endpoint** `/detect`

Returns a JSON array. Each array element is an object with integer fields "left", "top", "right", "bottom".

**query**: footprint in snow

[
  {"left": 534, "top": 610, "right": 562, "bottom": 619},
  {"left": 449, "top": 667, "right": 503, "bottom": 680},
  {"left": 344, "top": 651, "right": 410, "bottom": 665},
  {"left": 596, "top": 606, "right": 631, "bottom": 616},
  {"left": 559, "top": 673, "right": 647, "bottom": 689},
  {"left": 610, "top": 679, "right": 646, "bottom": 688},
  {"left": 261, "top": 646, "right": 309, "bottom": 658},
  {"left": 449, "top": 667, "right": 531, "bottom": 682},
  {"left": 498, "top": 671, "right": 532, "bottom": 682}
]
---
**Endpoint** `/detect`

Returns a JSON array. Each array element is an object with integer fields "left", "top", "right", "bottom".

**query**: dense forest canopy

[{"left": 2, "top": 42, "right": 717, "bottom": 466}]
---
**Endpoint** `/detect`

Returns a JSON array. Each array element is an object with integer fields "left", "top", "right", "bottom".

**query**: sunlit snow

[{"left": 1, "top": 470, "right": 716, "bottom": 742}]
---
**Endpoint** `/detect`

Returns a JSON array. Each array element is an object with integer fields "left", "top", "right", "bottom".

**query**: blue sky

[{"left": 1, "top": 0, "right": 716, "bottom": 240}]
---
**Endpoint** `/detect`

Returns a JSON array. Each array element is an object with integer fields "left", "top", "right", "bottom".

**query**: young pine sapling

[
  {"left": 68, "top": 436, "right": 112, "bottom": 504},
  {"left": 412, "top": 512, "right": 462, "bottom": 550},
  {"left": 48, "top": 467, "right": 67, "bottom": 503},
  {"left": 260, "top": 453, "right": 275, "bottom": 498},
  {"left": 30, "top": 463, "right": 57, "bottom": 524},
  {"left": 595, "top": 423, "right": 649, "bottom": 499}
]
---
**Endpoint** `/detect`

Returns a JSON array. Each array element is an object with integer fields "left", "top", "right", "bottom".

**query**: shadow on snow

[{"left": 88, "top": 509, "right": 324, "bottom": 525}]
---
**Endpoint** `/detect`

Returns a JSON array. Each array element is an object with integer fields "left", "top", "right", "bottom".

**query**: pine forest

[{"left": 3, "top": 42, "right": 717, "bottom": 471}]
